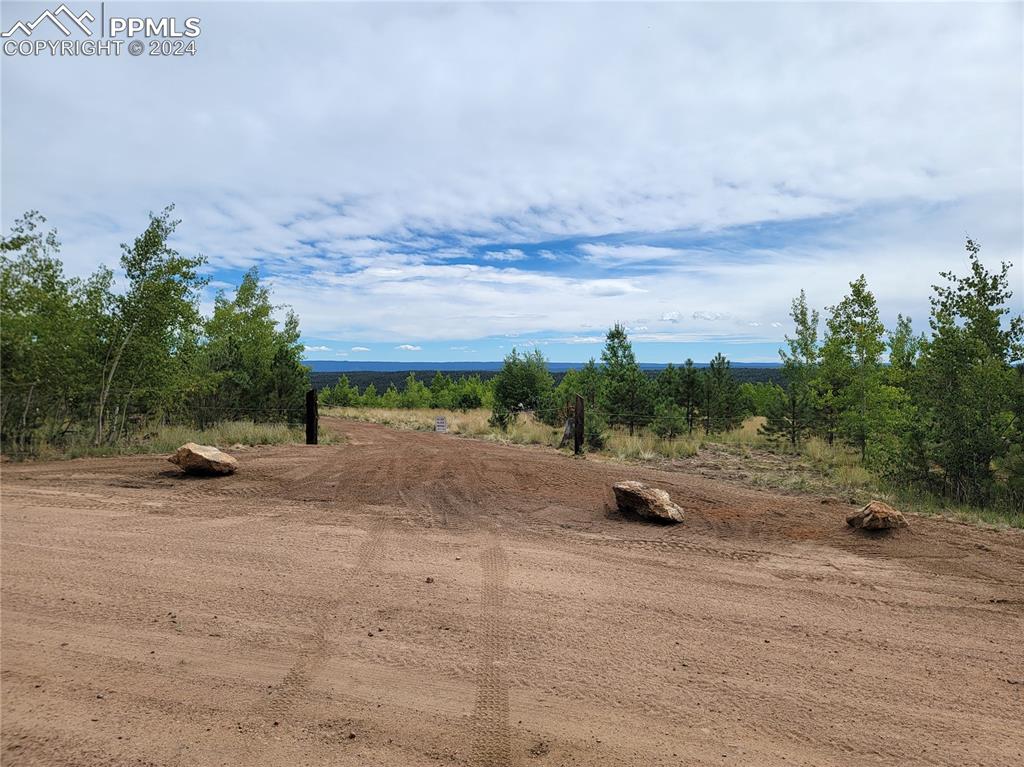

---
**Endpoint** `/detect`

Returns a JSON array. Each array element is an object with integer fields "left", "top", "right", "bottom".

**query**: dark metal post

[
  {"left": 573, "top": 394, "right": 584, "bottom": 456},
  {"left": 305, "top": 389, "right": 318, "bottom": 445}
]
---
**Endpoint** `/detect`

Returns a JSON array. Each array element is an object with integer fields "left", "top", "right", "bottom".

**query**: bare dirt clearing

[{"left": 2, "top": 418, "right": 1023, "bottom": 766}]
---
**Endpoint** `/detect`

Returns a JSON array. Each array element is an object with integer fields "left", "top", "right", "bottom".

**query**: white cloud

[
  {"left": 396, "top": 344, "right": 422, "bottom": 351},
  {"left": 580, "top": 244, "right": 687, "bottom": 266},
  {"left": 482, "top": 249, "right": 526, "bottom": 262},
  {"left": 351, "top": 346, "right": 371, "bottom": 352},
  {"left": 304, "top": 345, "right": 331, "bottom": 352},
  {"left": 2, "top": 2, "right": 1019, "bottom": 347}
]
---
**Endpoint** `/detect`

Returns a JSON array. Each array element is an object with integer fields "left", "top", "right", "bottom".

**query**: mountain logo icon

[{"left": 2, "top": 4, "right": 95, "bottom": 38}]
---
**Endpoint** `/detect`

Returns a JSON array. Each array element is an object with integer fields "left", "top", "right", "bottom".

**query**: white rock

[{"left": 168, "top": 443, "right": 238, "bottom": 475}]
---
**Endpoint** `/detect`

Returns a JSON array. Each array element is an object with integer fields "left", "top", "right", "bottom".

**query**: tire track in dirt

[
  {"left": 234, "top": 440, "right": 398, "bottom": 763},
  {"left": 471, "top": 541, "right": 512, "bottom": 767},
  {"left": 395, "top": 432, "right": 516, "bottom": 766},
  {"left": 246, "top": 420, "right": 452, "bottom": 760},
  {"left": 258, "top": 505, "right": 389, "bottom": 723}
]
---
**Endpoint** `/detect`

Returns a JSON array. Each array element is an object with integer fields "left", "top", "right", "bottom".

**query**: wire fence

[
  {"left": 1, "top": 379, "right": 311, "bottom": 458},
  {"left": 2, "top": 380, "right": 743, "bottom": 458}
]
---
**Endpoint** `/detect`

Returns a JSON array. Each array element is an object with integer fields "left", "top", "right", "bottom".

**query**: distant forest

[
  {"left": 310, "top": 366, "right": 785, "bottom": 393},
  {"left": 4, "top": 210, "right": 1021, "bottom": 515}
]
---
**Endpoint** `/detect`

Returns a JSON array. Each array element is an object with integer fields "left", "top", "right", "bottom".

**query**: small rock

[
  {"left": 846, "top": 500, "right": 908, "bottom": 530},
  {"left": 425, "top": 577, "right": 435, "bottom": 584},
  {"left": 612, "top": 481, "right": 684, "bottom": 523},
  {"left": 528, "top": 740, "right": 551, "bottom": 757}
]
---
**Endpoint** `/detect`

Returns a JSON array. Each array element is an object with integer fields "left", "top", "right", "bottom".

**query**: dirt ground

[{"left": 2, "top": 418, "right": 1023, "bottom": 766}]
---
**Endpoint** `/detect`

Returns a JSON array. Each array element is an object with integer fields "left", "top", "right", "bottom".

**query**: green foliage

[
  {"left": 360, "top": 383, "right": 380, "bottom": 408},
  {"left": 399, "top": 372, "right": 432, "bottom": 408},
  {"left": 761, "top": 291, "right": 820, "bottom": 448},
  {"left": 701, "top": 353, "right": 744, "bottom": 433},
  {"left": 821, "top": 275, "right": 886, "bottom": 460},
  {"left": 1, "top": 210, "right": 310, "bottom": 454},
  {"left": 320, "top": 375, "right": 359, "bottom": 407},
  {"left": 741, "top": 382, "right": 777, "bottom": 417},
  {"left": 584, "top": 410, "right": 608, "bottom": 451},
  {"left": 908, "top": 239, "right": 1023, "bottom": 506},
  {"left": 195, "top": 268, "right": 308, "bottom": 424},
  {"left": 652, "top": 402, "right": 687, "bottom": 439},
  {"left": 490, "top": 348, "right": 553, "bottom": 429},
  {"left": 320, "top": 372, "right": 493, "bottom": 413},
  {"left": 599, "top": 324, "right": 652, "bottom": 435}
]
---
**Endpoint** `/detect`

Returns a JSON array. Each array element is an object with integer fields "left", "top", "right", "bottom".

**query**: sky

[{"left": 2, "top": 0, "right": 1022, "bottom": 363}]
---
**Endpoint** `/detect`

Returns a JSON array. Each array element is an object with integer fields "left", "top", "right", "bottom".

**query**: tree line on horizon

[
  {"left": 325, "top": 238, "right": 1021, "bottom": 510},
  {"left": 3, "top": 211, "right": 1020, "bottom": 511},
  {"left": 479, "top": 239, "right": 1020, "bottom": 510},
  {"left": 1, "top": 209, "right": 310, "bottom": 453}
]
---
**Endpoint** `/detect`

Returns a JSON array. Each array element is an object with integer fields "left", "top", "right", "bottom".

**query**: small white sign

[{"left": 434, "top": 416, "right": 448, "bottom": 433}]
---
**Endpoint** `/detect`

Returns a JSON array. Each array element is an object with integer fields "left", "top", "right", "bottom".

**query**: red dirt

[{"left": 2, "top": 418, "right": 1023, "bottom": 766}]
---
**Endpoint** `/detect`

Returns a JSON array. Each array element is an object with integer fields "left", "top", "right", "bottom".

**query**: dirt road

[{"left": 2, "top": 419, "right": 1023, "bottom": 766}]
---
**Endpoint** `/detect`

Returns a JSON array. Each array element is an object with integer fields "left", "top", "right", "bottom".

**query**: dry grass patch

[{"left": 23, "top": 421, "right": 310, "bottom": 461}]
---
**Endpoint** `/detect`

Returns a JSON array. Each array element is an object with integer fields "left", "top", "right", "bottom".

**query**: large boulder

[
  {"left": 168, "top": 443, "right": 238, "bottom": 475},
  {"left": 846, "top": 500, "right": 907, "bottom": 530},
  {"left": 612, "top": 481, "right": 684, "bottom": 523}
]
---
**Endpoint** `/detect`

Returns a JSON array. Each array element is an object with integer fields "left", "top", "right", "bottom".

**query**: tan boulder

[
  {"left": 612, "top": 481, "right": 684, "bottom": 523},
  {"left": 846, "top": 500, "right": 907, "bottom": 530},
  {"left": 168, "top": 443, "right": 238, "bottom": 475}
]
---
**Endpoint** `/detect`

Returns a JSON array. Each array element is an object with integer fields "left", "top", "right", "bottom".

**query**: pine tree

[
  {"left": 679, "top": 359, "right": 700, "bottom": 433},
  {"left": 599, "top": 324, "right": 651, "bottom": 435},
  {"left": 490, "top": 348, "right": 553, "bottom": 428},
  {"left": 701, "top": 353, "right": 743, "bottom": 433}
]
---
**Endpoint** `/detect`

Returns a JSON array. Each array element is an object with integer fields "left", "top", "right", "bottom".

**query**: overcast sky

[{"left": 2, "top": 0, "right": 1021, "bottom": 362}]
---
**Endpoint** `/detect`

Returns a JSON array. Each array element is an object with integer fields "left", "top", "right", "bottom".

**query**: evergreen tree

[
  {"left": 599, "top": 323, "right": 651, "bottom": 435},
  {"left": 490, "top": 348, "right": 553, "bottom": 428},
  {"left": 360, "top": 383, "right": 380, "bottom": 407},
  {"left": 679, "top": 359, "right": 701, "bottom": 433},
  {"left": 701, "top": 353, "right": 743, "bottom": 433},
  {"left": 652, "top": 402, "right": 687, "bottom": 439},
  {"left": 576, "top": 359, "right": 603, "bottom": 407}
]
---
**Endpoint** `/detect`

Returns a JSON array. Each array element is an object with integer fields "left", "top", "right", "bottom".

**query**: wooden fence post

[
  {"left": 305, "top": 389, "right": 318, "bottom": 445},
  {"left": 574, "top": 394, "right": 584, "bottom": 456}
]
